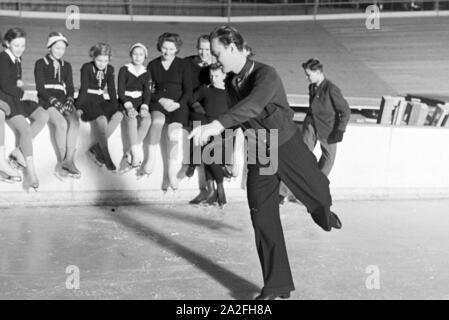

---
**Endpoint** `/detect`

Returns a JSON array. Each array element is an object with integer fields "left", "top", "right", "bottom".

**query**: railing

[{"left": 0, "top": 0, "right": 448, "bottom": 18}]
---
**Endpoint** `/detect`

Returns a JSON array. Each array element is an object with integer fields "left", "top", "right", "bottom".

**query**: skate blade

[
  {"left": 67, "top": 172, "right": 81, "bottom": 179},
  {"left": 105, "top": 166, "right": 118, "bottom": 174},
  {"left": 0, "top": 170, "right": 22, "bottom": 183},
  {"left": 136, "top": 174, "right": 150, "bottom": 180},
  {"left": 0, "top": 175, "right": 15, "bottom": 184},
  {"left": 54, "top": 171, "right": 69, "bottom": 182},
  {"left": 87, "top": 151, "right": 104, "bottom": 167},
  {"left": 131, "top": 160, "right": 142, "bottom": 169},
  {"left": 118, "top": 166, "right": 133, "bottom": 175},
  {"left": 8, "top": 155, "right": 27, "bottom": 169},
  {"left": 61, "top": 166, "right": 81, "bottom": 179},
  {"left": 136, "top": 169, "right": 152, "bottom": 180},
  {"left": 8, "top": 158, "right": 25, "bottom": 170},
  {"left": 24, "top": 184, "right": 39, "bottom": 193},
  {"left": 202, "top": 202, "right": 218, "bottom": 207},
  {"left": 161, "top": 186, "right": 177, "bottom": 194}
]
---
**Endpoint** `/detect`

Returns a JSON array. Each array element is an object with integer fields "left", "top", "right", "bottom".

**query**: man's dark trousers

[{"left": 247, "top": 128, "right": 333, "bottom": 295}]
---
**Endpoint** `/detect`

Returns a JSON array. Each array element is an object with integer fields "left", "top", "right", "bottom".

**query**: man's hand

[
  {"left": 188, "top": 120, "right": 225, "bottom": 147},
  {"left": 327, "top": 130, "right": 344, "bottom": 144}
]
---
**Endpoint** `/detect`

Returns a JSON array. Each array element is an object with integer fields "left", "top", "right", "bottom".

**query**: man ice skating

[{"left": 189, "top": 26, "right": 342, "bottom": 300}]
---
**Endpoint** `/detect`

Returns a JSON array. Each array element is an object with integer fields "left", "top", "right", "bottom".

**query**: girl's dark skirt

[
  {"left": 38, "top": 89, "right": 67, "bottom": 110},
  {"left": 0, "top": 92, "right": 40, "bottom": 119},
  {"left": 120, "top": 97, "right": 144, "bottom": 114},
  {"left": 76, "top": 93, "right": 119, "bottom": 122},
  {"left": 0, "top": 91, "right": 11, "bottom": 116}
]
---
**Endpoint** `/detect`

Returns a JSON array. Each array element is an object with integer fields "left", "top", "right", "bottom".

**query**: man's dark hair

[
  {"left": 209, "top": 25, "right": 245, "bottom": 51},
  {"left": 196, "top": 34, "right": 210, "bottom": 49},
  {"left": 302, "top": 58, "right": 324, "bottom": 72}
]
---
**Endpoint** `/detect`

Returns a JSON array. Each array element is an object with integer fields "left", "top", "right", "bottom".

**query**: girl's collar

[
  {"left": 126, "top": 63, "right": 146, "bottom": 77},
  {"left": 44, "top": 53, "right": 64, "bottom": 66},
  {"left": 92, "top": 61, "right": 107, "bottom": 73}
]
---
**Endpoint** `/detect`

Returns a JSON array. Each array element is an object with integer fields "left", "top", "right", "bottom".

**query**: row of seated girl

[{"left": 0, "top": 27, "right": 232, "bottom": 202}]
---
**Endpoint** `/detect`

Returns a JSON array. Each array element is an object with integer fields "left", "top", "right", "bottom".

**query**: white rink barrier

[{"left": 1, "top": 121, "right": 449, "bottom": 207}]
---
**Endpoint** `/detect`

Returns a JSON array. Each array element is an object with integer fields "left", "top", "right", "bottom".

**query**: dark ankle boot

[
  {"left": 204, "top": 180, "right": 217, "bottom": 205},
  {"left": 186, "top": 164, "right": 197, "bottom": 178},
  {"left": 216, "top": 183, "right": 227, "bottom": 208},
  {"left": 222, "top": 165, "right": 232, "bottom": 179},
  {"left": 88, "top": 143, "right": 105, "bottom": 167},
  {"left": 189, "top": 187, "right": 209, "bottom": 204},
  {"left": 101, "top": 146, "right": 116, "bottom": 172}
]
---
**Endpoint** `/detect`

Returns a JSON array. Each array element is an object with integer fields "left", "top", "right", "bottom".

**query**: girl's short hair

[
  {"left": 156, "top": 32, "right": 182, "bottom": 53},
  {"left": 209, "top": 25, "right": 245, "bottom": 51},
  {"left": 196, "top": 34, "right": 210, "bottom": 49},
  {"left": 302, "top": 58, "right": 323, "bottom": 72},
  {"left": 2, "top": 27, "right": 26, "bottom": 48},
  {"left": 89, "top": 43, "right": 112, "bottom": 59}
]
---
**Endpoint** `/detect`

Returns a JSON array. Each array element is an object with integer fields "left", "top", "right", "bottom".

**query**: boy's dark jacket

[{"left": 305, "top": 78, "right": 350, "bottom": 142}]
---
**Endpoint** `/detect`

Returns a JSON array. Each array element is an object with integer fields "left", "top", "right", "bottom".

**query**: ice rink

[
  {"left": 1, "top": 13, "right": 449, "bottom": 301},
  {"left": 1, "top": 199, "right": 449, "bottom": 300}
]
